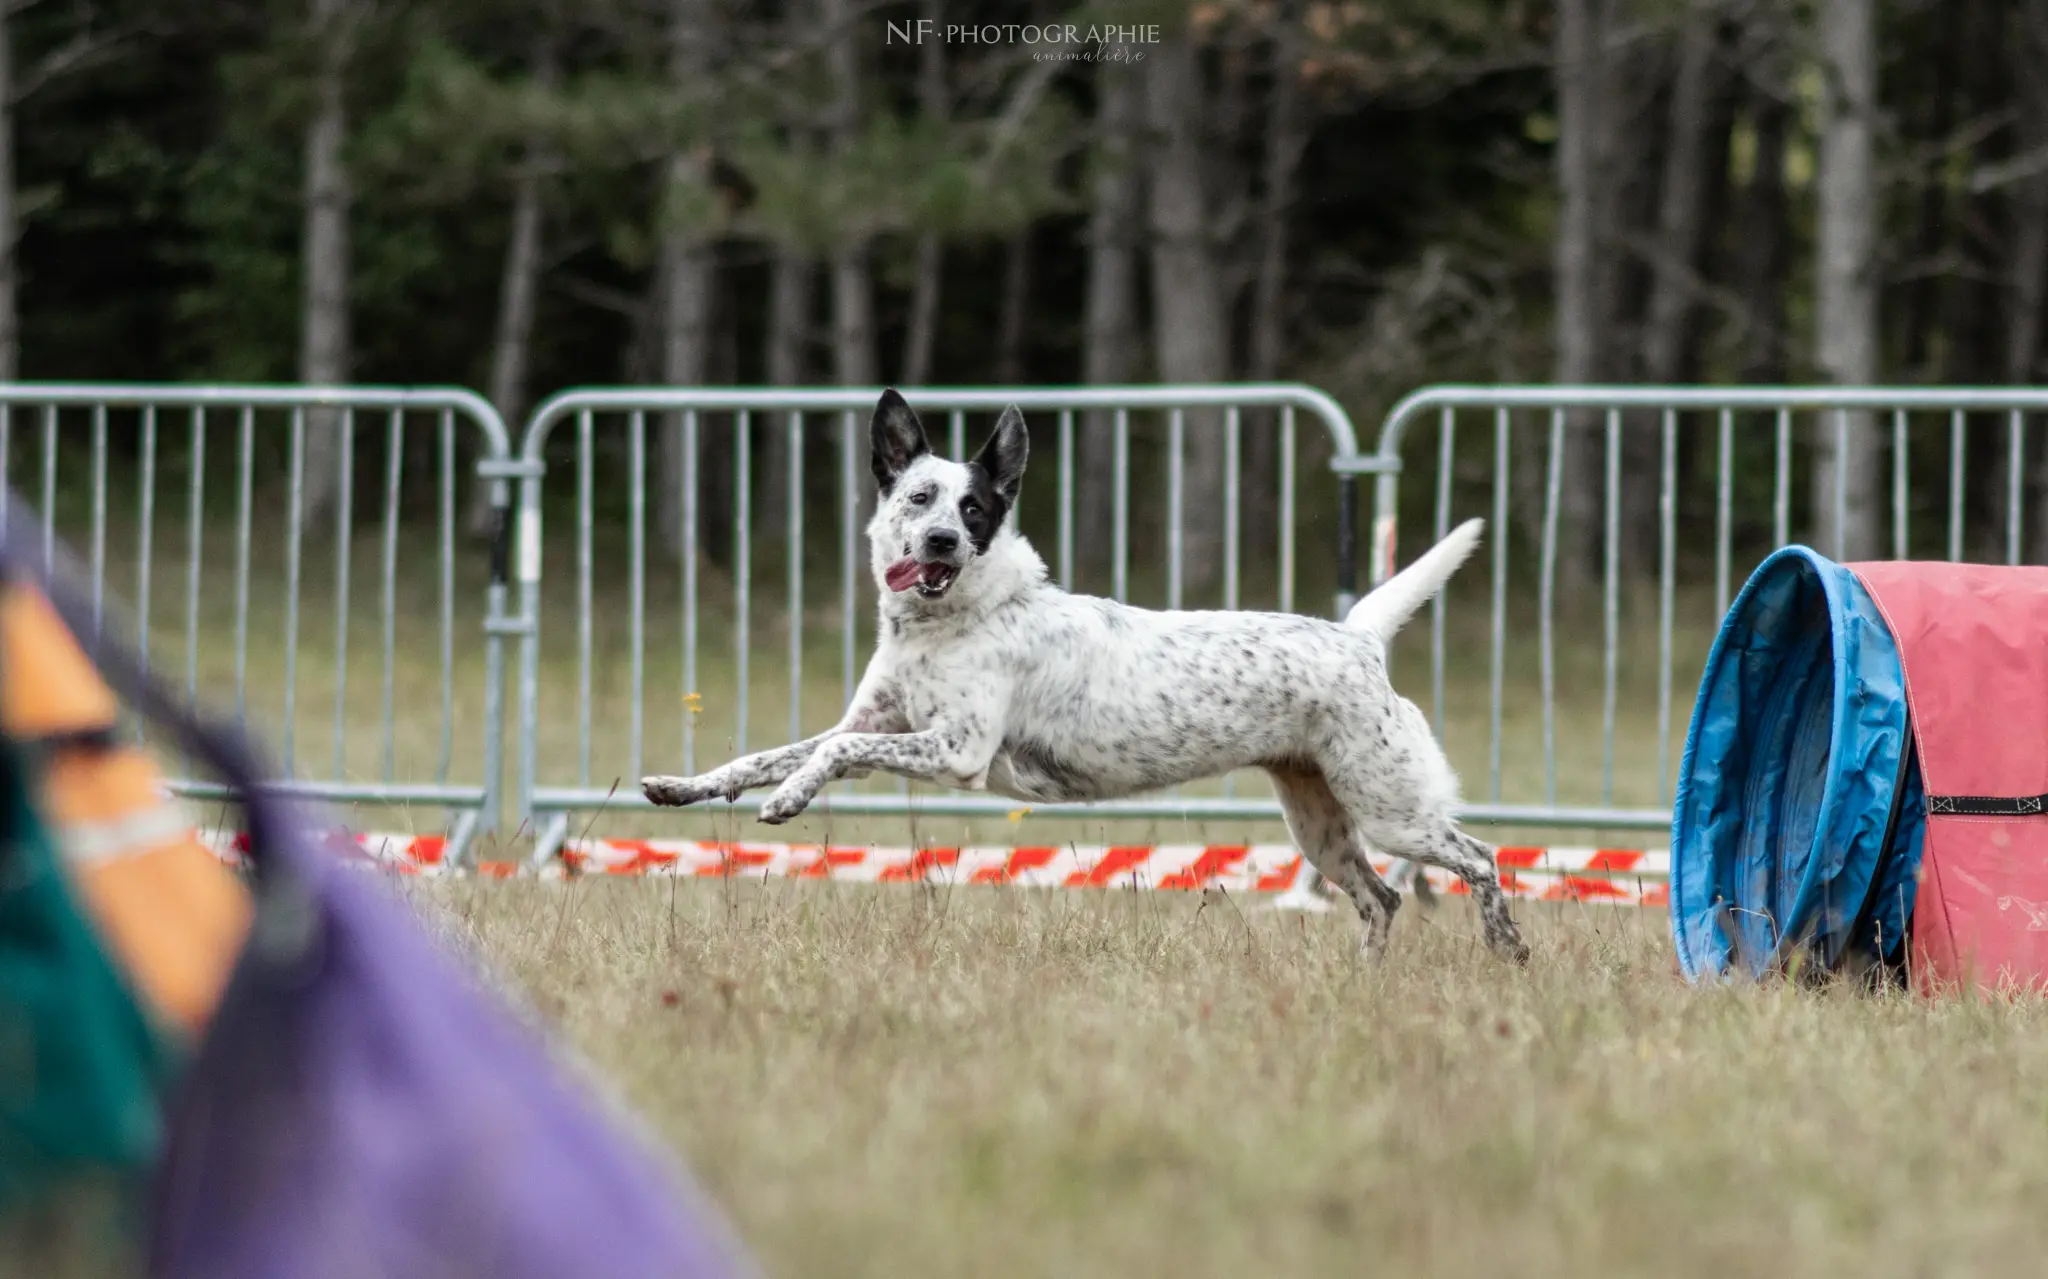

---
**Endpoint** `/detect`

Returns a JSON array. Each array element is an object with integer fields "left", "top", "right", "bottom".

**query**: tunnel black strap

[{"left": 1927, "top": 793, "right": 2048, "bottom": 817}]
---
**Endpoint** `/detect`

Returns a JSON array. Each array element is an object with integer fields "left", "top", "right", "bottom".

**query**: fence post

[{"left": 1335, "top": 475, "right": 1358, "bottom": 619}]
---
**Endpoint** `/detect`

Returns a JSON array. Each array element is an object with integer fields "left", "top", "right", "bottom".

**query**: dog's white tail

[{"left": 1345, "top": 518, "right": 1484, "bottom": 642}]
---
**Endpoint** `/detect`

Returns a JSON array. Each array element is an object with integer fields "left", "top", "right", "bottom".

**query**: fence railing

[
  {"left": 507, "top": 385, "right": 1372, "bottom": 863},
  {"left": 13, "top": 381, "right": 2043, "bottom": 868},
  {"left": 0, "top": 385, "right": 517, "bottom": 865},
  {"left": 1369, "top": 386, "right": 2048, "bottom": 835}
]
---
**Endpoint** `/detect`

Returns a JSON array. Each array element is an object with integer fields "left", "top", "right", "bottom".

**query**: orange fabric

[
  {"left": 71, "top": 828, "right": 251, "bottom": 1035},
  {"left": 40, "top": 748, "right": 166, "bottom": 826},
  {"left": 0, "top": 582, "right": 250, "bottom": 1035},
  {"left": 0, "top": 585, "right": 120, "bottom": 735}
]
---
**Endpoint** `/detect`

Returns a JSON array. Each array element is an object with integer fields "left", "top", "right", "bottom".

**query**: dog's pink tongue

[{"left": 884, "top": 557, "right": 922, "bottom": 592}]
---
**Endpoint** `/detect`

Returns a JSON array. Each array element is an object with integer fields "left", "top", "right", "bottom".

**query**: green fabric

[{"left": 0, "top": 741, "right": 167, "bottom": 1217}]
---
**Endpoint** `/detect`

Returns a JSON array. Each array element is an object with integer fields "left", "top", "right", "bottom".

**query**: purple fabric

[
  {"left": 147, "top": 807, "right": 753, "bottom": 1279},
  {"left": 0, "top": 498, "right": 753, "bottom": 1279}
]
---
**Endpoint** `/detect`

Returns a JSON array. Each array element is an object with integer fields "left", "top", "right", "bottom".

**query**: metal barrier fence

[
  {"left": 508, "top": 385, "right": 1375, "bottom": 863},
  {"left": 16, "top": 381, "right": 2042, "bottom": 867},
  {"left": 1368, "top": 386, "right": 2048, "bottom": 835},
  {"left": 0, "top": 385, "right": 517, "bottom": 865}
]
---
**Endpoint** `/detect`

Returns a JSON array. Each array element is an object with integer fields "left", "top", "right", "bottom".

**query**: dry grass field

[
  {"left": 36, "top": 507, "right": 2048, "bottom": 1277},
  {"left": 415, "top": 879, "right": 2048, "bottom": 1279}
]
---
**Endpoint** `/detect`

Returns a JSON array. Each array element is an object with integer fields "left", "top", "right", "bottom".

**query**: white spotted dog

[{"left": 642, "top": 390, "right": 1527, "bottom": 963}]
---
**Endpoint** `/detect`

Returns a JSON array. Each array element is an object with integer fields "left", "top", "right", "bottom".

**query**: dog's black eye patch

[{"left": 959, "top": 465, "right": 1008, "bottom": 554}]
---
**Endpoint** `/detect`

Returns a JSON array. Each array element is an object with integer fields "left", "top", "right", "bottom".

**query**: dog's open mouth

[{"left": 884, "top": 557, "right": 960, "bottom": 598}]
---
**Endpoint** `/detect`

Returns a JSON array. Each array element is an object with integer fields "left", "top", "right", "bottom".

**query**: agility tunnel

[{"left": 1672, "top": 547, "right": 2048, "bottom": 991}]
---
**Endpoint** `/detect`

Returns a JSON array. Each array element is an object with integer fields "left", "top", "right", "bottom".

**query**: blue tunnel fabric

[{"left": 1670, "top": 547, "right": 1924, "bottom": 979}]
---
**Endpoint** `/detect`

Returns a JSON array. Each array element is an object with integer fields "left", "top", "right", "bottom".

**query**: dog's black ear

[
  {"left": 870, "top": 389, "right": 930, "bottom": 494},
  {"left": 973, "top": 405, "right": 1029, "bottom": 504}
]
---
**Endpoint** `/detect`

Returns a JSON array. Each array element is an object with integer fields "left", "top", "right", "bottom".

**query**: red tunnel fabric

[{"left": 1850, "top": 562, "right": 2048, "bottom": 994}]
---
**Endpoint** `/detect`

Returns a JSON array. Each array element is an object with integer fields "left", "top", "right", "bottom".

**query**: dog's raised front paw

[
  {"left": 757, "top": 787, "right": 813, "bottom": 825},
  {"left": 643, "top": 774, "right": 719, "bottom": 807}
]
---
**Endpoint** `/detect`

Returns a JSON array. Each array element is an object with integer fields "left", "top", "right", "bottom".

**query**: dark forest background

[{"left": 6, "top": 0, "right": 2047, "bottom": 575}]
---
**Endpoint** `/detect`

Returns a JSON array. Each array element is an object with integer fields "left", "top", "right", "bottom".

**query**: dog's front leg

[
  {"left": 641, "top": 735, "right": 835, "bottom": 807},
  {"left": 642, "top": 677, "right": 909, "bottom": 806},
  {"left": 758, "top": 724, "right": 995, "bottom": 825}
]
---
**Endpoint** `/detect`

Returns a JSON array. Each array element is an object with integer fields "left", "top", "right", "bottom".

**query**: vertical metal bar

[
  {"left": 735, "top": 410, "right": 752, "bottom": 756},
  {"left": 1538, "top": 410, "right": 1562, "bottom": 807},
  {"left": 683, "top": 410, "right": 699, "bottom": 774},
  {"left": 840, "top": 409, "right": 855, "bottom": 708},
  {"left": 1058, "top": 409, "right": 1075, "bottom": 589},
  {"left": 332, "top": 409, "right": 354, "bottom": 779},
  {"left": 1773, "top": 407, "right": 1792, "bottom": 548},
  {"left": 380, "top": 409, "right": 402, "bottom": 781},
  {"left": 1279, "top": 406, "right": 1295, "bottom": 613},
  {"left": 1715, "top": 408, "right": 1732, "bottom": 619},
  {"left": 1223, "top": 406, "right": 1240, "bottom": 611},
  {"left": 1657, "top": 410, "right": 1677, "bottom": 804},
  {"left": 39, "top": 405, "right": 54, "bottom": 577},
  {"left": 234, "top": 407, "right": 252, "bottom": 724},
  {"left": 90, "top": 405, "right": 106, "bottom": 640},
  {"left": 1833, "top": 408, "right": 1849, "bottom": 560},
  {"left": 185, "top": 408, "right": 204, "bottom": 707},
  {"left": 1430, "top": 406, "right": 1453, "bottom": 738},
  {"left": 1167, "top": 408, "right": 1184, "bottom": 610},
  {"left": 283, "top": 407, "right": 305, "bottom": 776},
  {"left": 437, "top": 410, "right": 455, "bottom": 784},
  {"left": 1336, "top": 478, "right": 1357, "bottom": 616},
  {"left": 949, "top": 408, "right": 965, "bottom": 461},
  {"left": 629, "top": 410, "right": 646, "bottom": 783},
  {"left": 1490, "top": 408, "right": 1508, "bottom": 803},
  {"left": 1949, "top": 409, "right": 1966, "bottom": 562},
  {"left": 137, "top": 407, "right": 156, "bottom": 671},
  {"left": 2009, "top": 409, "right": 2025, "bottom": 567},
  {"left": 787, "top": 410, "right": 804, "bottom": 745},
  {"left": 1113, "top": 408, "right": 1129, "bottom": 602},
  {"left": 1223, "top": 406, "right": 1241, "bottom": 798},
  {"left": 1603, "top": 408, "right": 1621, "bottom": 806},
  {"left": 576, "top": 409, "right": 593, "bottom": 786},
  {"left": 1892, "top": 408, "right": 1908, "bottom": 560}
]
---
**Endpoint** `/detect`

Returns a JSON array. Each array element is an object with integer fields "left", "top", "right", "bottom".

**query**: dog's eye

[
  {"left": 960, "top": 499, "right": 980, "bottom": 516},
  {"left": 908, "top": 490, "right": 930, "bottom": 506}
]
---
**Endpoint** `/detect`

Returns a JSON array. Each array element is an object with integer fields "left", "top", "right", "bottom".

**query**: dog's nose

[{"left": 924, "top": 529, "right": 960, "bottom": 556}]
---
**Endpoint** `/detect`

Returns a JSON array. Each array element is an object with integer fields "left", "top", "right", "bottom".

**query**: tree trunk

[
  {"left": 2017, "top": 0, "right": 2048, "bottom": 562},
  {"left": 1246, "top": 2, "right": 1305, "bottom": 574},
  {"left": 467, "top": 34, "right": 557, "bottom": 538},
  {"left": 1813, "top": 0, "right": 1882, "bottom": 560},
  {"left": 1625, "top": 3, "right": 1723, "bottom": 573},
  {"left": 1736, "top": 84, "right": 1792, "bottom": 383},
  {"left": 299, "top": 0, "right": 355, "bottom": 535},
  {"left": 756, "top": 246, "right": 810, "bottom": 539},
  {"left": 1145, "top": 31, "right": 1229, "bottom": 597},
  {"left": 654, "top": 0, "right": 719, "bottom": 561},
  {"left": 1550, "top": 0, "right": 1611, "bottom": 596},
  {"left": 996, "top": 230, "right": 1030, "bottom": 384},
  {"left": 1080, "top": 60, "right": 1143, "bottom": 580},
  {"left": 0, "top": 5, "right": 17, "bottom": 382},
  {"left": 902, "top": 0, "right": 944, "bottom": 387},
  {"left": 831, "top": 245, "right": 875, "bottom": 387},
  {"left": 1641, "top": 6, "right": 1718, "bottom": 384},
  {"left": 824, "top": 0, "right": 871, "bottom": 390},
  {"left": 1900, "top": 6, "right": 1963, "bottom": 377},
  {"left": 823, "top": 0, "right": 875, "bottom": 531}
]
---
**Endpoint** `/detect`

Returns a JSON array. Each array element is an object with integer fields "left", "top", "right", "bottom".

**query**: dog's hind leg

[
  {"left": 1268, "top": 768, "right": 1401, "bottom": 960},
  {"left": 1352, "top": 813, "right": 1529, "bottom": 965}
]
